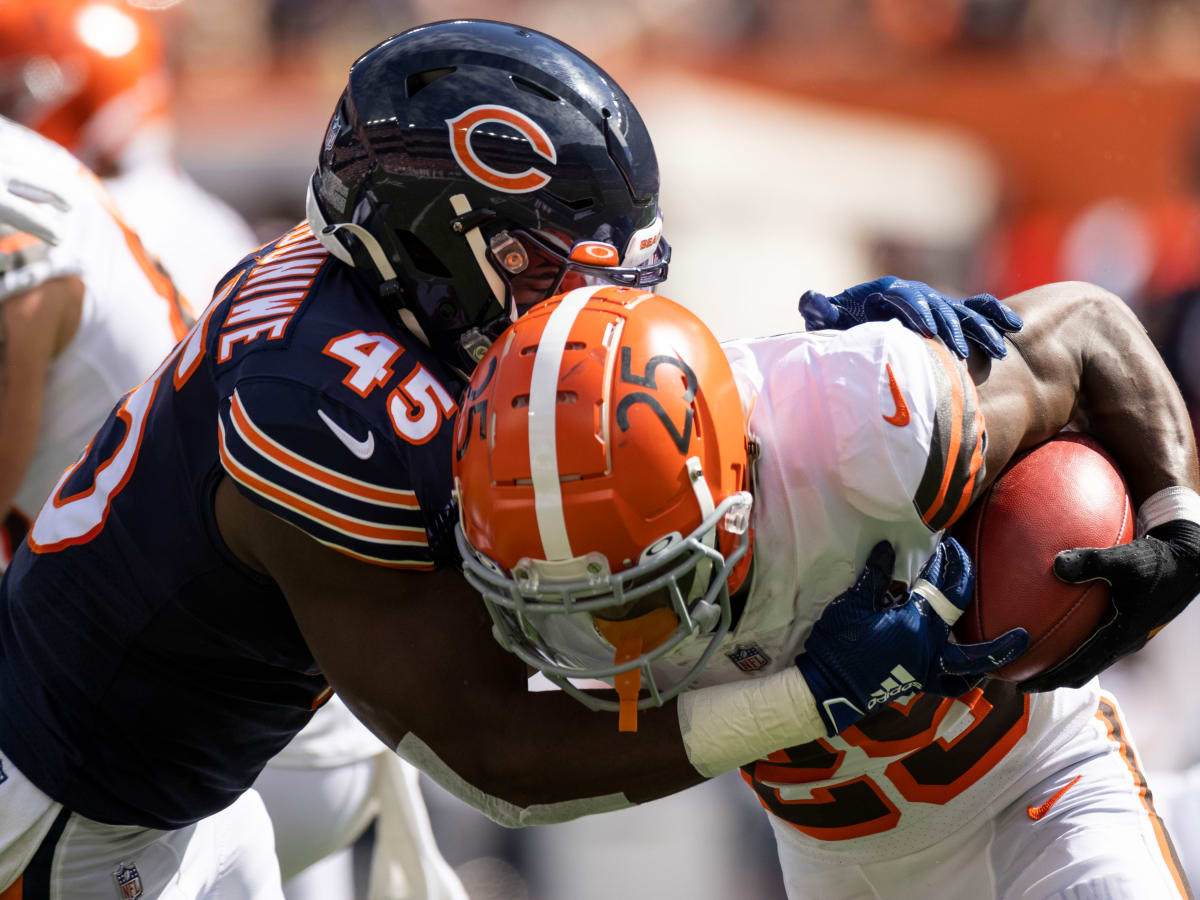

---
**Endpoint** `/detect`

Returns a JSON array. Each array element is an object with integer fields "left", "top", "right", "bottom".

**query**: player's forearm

[
  {"left": 369, "top": 666, "right": 831, "bottom": 826},
  {"left": 384, "top": 688, "right": 706, "bottom": 818},
  {"left": 980, "top": 282, "right": 1198, "bottom": 504}
]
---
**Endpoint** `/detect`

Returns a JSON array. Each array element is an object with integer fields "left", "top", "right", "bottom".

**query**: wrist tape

[
  {"left": 676, "top": 667, "right": 827, "bottom": 778},
  {"left": 1137, "top": 486, "right": 1200, "bottom": 536}
]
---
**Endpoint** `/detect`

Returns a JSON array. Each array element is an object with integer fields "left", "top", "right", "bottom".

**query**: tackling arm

[
  {"left": 215, "top": 476, "right": 705, "bottom": 818},
  {"left": 217, "top": 475, "right": 1021, "bottom": 818}
]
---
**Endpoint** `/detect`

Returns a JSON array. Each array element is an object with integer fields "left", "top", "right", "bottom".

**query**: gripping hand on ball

[
  {"left": 798, "top": 276, "right": 1022, "bottom": 359},
  {"left": 797, "top": 538, "right": 1029, "bottom": 736},
  {"left": 1019, "top": 520, "right": 1200, "bottom": 693}
]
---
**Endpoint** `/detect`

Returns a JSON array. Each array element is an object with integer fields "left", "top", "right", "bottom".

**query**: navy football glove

[
  {"left": 798, "top": 276, "right": 1023, "bottom": 359},
  {"left": 1019, "top": 520, "right": 1200, "bottom": 693},
  {"left": 797, "top": 538, "right": 1029, "bottom": 736}
]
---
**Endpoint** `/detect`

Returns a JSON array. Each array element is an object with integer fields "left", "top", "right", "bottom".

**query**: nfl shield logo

[
  {"left": 727, "top": 643, "right": 771, "bottom": 673},
  {"left": 113, "top": 862, "right": 143, "bottom": 900}
]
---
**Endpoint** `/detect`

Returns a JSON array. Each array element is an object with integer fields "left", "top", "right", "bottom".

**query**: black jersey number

[{"left": 615, "top": 347, "right": 697, "bottom": 454}]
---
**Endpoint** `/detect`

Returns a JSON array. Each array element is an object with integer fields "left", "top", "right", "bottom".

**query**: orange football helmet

[
  {"left": 454, "top": 284, "right": 753, "bottom": 730},
  {"left": 0, "top": 0, "right": 168, "bottom": 167}
]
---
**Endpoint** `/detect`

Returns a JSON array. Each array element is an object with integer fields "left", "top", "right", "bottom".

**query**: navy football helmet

[{"left": 306, "top": 19, "right": 669, "bottom": 371}]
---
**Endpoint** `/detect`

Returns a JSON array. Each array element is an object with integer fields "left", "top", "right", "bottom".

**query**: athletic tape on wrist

[
  {"left": 1137, "top": 486, "right": 1200, "bottom": 536},
  {"left": 394, "top": 733, "right": 633, "bottom": 827},
  {"left": 676, "top": 667, "right": 827, "bottom": 778}
]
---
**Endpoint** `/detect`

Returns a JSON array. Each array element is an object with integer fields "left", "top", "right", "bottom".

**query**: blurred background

[{"left": 9, "top": 0, "right": 1200, "bottom": 896}]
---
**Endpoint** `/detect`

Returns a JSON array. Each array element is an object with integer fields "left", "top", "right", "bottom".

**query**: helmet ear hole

[{"left": 394, "top": 228, "right": 451, "bottom": 278}]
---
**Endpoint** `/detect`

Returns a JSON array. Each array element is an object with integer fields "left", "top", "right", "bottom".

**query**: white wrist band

[
  {"left": 676, "top": 667, "right": 826, "bottom": 778},
  {"left": 1137, "top": 486, "right": 1200, "bottom": 536}
]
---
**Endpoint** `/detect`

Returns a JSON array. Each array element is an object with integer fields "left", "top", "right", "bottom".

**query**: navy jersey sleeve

[{"left": 217, "top": 375, "right": 447, "bottom": 570}]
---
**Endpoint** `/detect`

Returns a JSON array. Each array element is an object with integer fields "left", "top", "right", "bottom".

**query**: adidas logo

[{"left": 867, "top": 665, "right": 923, "bottom": 709}]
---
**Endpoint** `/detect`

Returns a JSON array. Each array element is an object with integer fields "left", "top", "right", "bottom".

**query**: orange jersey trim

[
  {"left": 219, "top": 418, "right": 427, "bottom": 547},
  {"left": 229, "top": 391, "right": 419, "bottom": 509},
  {"left": 313, "top": 536, "right": 437, "bottom": 571},
  {"left": 944, "top": 401, "right": 986, "bottom": 526},
  {"left": 0, "top": 231, "right": 40, "bottom": 255},
  {"left": 1096, "top": 696, "right": 1192, "bottom": 899},
  {"left": 920, "top": 339, "right": 966, "bottom": 526}
]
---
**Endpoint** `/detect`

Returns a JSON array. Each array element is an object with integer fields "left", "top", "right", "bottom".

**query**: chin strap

[
  {"left": 449, "top": 193, "right": 508, "bottom": 314},
  {"left": 593, "top": 609, "right": 680, "bottom": 733},
  {"left": 307, "top": 179, "right": 435, "bottom": 352}
]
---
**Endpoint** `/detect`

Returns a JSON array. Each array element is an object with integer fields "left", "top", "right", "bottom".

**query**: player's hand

[
  {"left": 1019, "top": 520, "right": 1200, "bottom": 693},
  {"left": 796, "top": 538, "right": 1029, "bottom": 736},
  {"left": 798, "top": 275, "right": 1022, "bottom": 359},
  {"left": 0, "top": 157, "right": 72, "bottom": 246}
]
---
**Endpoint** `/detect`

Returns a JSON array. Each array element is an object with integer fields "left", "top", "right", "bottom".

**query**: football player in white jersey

[
  {"left": 0, "top": 115, "right": 190, "bottom": 569},
  {"left": 454, "top": 283, "right": 1200, "bottom": 898}
]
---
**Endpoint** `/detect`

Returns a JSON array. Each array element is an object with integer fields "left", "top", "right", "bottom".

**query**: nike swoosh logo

[
  {"left": 1027, "top": 774, "right": 1081, "bottom": 821},
  {"left": 882, "top": 363, "right": 911, "bottom": 427},
  {"left": 317, "top": 409, "right": 375, "bottom": 459}
]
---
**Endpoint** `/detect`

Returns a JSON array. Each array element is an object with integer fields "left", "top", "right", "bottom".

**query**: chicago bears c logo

[{"left": 446, "top": 105, "right": 556, "bottom": 194}]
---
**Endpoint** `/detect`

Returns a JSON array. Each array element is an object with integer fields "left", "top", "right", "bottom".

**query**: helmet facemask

[
  {"left": 453, "top": 287, "right": 754, "bottom": 730},
  {"left": 457, "top": 488, "right": 753, "bottom": 728}
]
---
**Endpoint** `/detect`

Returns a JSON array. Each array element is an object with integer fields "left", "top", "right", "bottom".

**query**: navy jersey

[{"left": 0, "top": 222, "right": 460, "bottom": 828}]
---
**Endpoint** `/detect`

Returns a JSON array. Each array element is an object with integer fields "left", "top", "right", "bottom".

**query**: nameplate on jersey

[{"left": 215, "top": 223, "right": 329, "bottom": 363}]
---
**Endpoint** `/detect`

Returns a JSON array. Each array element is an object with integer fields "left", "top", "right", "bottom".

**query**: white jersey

[
  {"left": 103, "top": 130, "right": 260, "bottom": 309},
  {"left": 667, "top": 323, "right": 1101, "bottom": 865},
  {"left": 0, "top": 118, "right": 189, "bottom": 534}
]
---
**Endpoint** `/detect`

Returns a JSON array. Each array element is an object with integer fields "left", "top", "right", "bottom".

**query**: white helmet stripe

[{"left": 529, "top": 285, "right": 606, "bottom": 560}]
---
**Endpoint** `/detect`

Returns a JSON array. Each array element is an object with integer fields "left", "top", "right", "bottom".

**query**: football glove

[
  {"left": 798, "top": 275, "right": 1023, "bottom": 359},
  {"left": 1019, "top": 519, "right": 1200, "bottom": 693},
  {"left": 797, "top": 538, "right": 1029, "bottom": 736}
]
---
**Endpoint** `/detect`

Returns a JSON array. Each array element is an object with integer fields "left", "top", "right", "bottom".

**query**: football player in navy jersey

[{"left": 0, "top": 20, "right": 1027, "bottom": 899}]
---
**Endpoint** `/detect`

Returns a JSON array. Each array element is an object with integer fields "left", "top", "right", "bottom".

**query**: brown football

[{"left": 952, "top": 434, "right": 1134, "bottom": 681}]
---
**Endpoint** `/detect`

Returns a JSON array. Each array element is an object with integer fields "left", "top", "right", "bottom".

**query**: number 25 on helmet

[{"left": 453, "top": 285, "right": 753, "bottom": 731}]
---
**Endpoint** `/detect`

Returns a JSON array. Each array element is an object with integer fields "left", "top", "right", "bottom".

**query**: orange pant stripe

[{"left": 1096, "top": 696, "right": 1193, "bottom": 899}]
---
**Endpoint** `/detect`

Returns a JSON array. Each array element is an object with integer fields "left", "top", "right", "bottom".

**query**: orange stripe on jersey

[
  {"left": 0, "top": 231, "right": 39, "bottom": 255},
  {"left": 1096, "top": 696, "right": 1193, "bottom": 899},
  {"left": 0, "top": 875, "right": 21, "bottom": 899},
  {"left": 314, "top": 536, "right": 437, "bottom": 571},
  {"left": 219, "top": 419, "right": 428, "bottom": 547},
  {"left": 83, "top": 166, "right": 191, "bottom": 339},
  {"left": 228, "top": 390, "right": 419, "bottom": 509},
  {"left": 920, "top": 339, "right": 965, "bottom": 527},
  {"left": 944, "top": 400, "right": 986, "bottom": 527}
]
